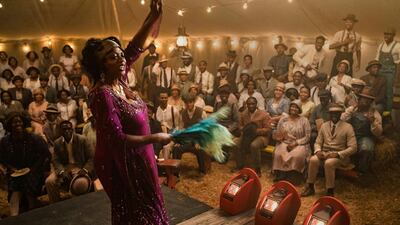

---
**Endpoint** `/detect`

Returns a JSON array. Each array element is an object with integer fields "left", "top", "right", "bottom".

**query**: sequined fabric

[{"left": 89, "top": 86, "right": 169, "bottom": 225}]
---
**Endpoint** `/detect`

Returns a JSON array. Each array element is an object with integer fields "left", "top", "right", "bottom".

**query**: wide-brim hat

[
  {"left": 44, "top": 104, "right": 60, "bottom": 114},
  {"left": 69, "top": 173, "right": 92, "bottom": 196},
  {"left": 357, "top": 87, "right": 375, "bottom": 100},
  {"left": 274, "top": 43, "right": 288, "bottom": 50},
  {"left": 262, "top": 65, "right": 274, "bottom": 71},
  {"left": 240, "top": 69, "right": 250, "bottom": 76},
  {"left": 189, "top": 84, "right": 199, "bottom": 91},
  {"left": 48, "top": 64, "right": 63, "bottom": 73},
  {"left": 226, "top": 50, "right": 237, "bottom": 57},
  {"left": 180, "top": 52, "right": 193, "bottom": 59},
  {"left": 365, "top": 60, "right": 382, "bottom": 72},
  {"left": 336, "top": 59, "right": 351, "bottom": 73},
  {"left": 218, "top": 80, "right": 231, "bottom": 93},
  {"left": 10, "top": 168, "right": 31, "bottom": 177},
  {"left": 159, "top": 55, "right": 169, "bottom": 63},
  {"left": 343, "top": 14, "right": 358, "bottom": 22},
  {"left": 218, "top": 62, "right": 229, "bottom": 70},
  {"left": 384, "top": 27, "right": 396, "bottom": 35},
  {"left": 275, "top": 82, "right": 286, "bottom": 92},
  {"left": 289, "top": 100, "right": 302, "bottom": 114},
  {"left": 171, "top": 84, "right": 181, "bottom": 91},
  {"left": 177, "top": 68, "right": 189, "bottom": 75},
  {"left": 12, "top": 75, "right": 24, "bottom": 84},
  {"left": 329, "top": 103, "right": 345, "bottom": 112},
  {"left": 351, "top": 78, "right": 366, "bottom": 86}
]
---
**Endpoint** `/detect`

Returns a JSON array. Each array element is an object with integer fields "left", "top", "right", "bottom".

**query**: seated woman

[
  {"left": 23, "top": 67, "right": 41, "bottom": 93},
  {"left": 266, "top": 82, "right": 290, "bottom": 129},
  {"left": 56, "top": 89, "right": 78, "bottom": 127},
  {"left": 299, "top": 86, "right": 315, "bottom": 119},
  {"left": 272, "top": 100, "right": 311, "bottom": 182},
  {"left": 0, "top": 69, "right": 15, "bottom": 91},
  {"left": 188, "top": 84, "right": 206, "bottom": 108},
  {"left": 22, "top": 51, "right": 40, "bottom": 71},
  {"left": 167, "top": 84, "right": 185, "bottom": 111},
  {"left": 285, "top": 87, "right": 299, "bottom": 101},
  {"left": 28, "top": 88, "right": 48, "bottom": 136},
  {"left": 0, "top": 112, "right": 51, "bottom": 216},
  {"left": 0, "top": 90, "right": 24, "bottom": 122},
  {"left": 328, "top": 60, "right": 352, "bottom": 104}
]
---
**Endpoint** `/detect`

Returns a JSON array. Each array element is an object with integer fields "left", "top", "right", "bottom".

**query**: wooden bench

[{"left": 157, "top": 159, "right": 181, "bottom": 189}]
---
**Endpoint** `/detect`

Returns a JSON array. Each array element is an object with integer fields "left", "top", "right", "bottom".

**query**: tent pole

[{"left": 111, "top": 0, "right": 123, "bottom": 45}]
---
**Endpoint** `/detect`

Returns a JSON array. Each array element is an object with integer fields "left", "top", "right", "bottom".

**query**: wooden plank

[{"left": 177, "top": 208, "right": 255, "bottom": 225}]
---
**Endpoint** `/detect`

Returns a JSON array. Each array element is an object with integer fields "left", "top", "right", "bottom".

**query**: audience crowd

[{"left": 0, "top": 14, "right": 399, "bottom": 216}]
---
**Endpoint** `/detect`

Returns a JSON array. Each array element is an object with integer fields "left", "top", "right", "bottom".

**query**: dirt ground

[{"left": 0, "top": 150, "right": 399, "bottom": 225}]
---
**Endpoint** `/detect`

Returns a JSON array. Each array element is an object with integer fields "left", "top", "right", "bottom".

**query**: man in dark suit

[
  {"left": 45, "top": 120, "right": 94, "bottom": 203},
  {"left": 8, "top": 75, "right": 32, "bottom": 109},
  {"left": 141, "top": 43, "right": 159, "bottom": 73}
]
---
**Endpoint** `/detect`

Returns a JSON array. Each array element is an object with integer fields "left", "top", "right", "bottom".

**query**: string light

[
  {"left": 206, "top": 6, "right": 215, "bottom": 13},
  {"left": 242, "top": 2, "right": 248, "bottom": 10},
  {"left": 140, "top": 0, "right": 145, "bottom": 5},
  {"left": 22, "top": 43, "right": 30, "bottom": 53},
  {"left": 46, "top": 37, "right": 52, "bottom": 47},
  {"left": 196, "top": 40, "right": 204, "bottom": 50},
  {"left": 177, "top": 9, "right": 185, "bottom": 16}
]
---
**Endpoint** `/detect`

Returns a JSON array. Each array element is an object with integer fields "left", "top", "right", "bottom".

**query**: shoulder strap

[
  {"left": 389, "top": 41, "right": 398, "bottom": 53},
  {"left": 171, "top": 106, "right": 175, "bottom": 129}
]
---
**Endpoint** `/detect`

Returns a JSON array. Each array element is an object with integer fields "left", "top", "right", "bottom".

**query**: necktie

[
  {"left": 163, "top": 68, "right": 168, "bottom": 88},
  {"left": 331, "top": 123, "right": 336, "bottom": 136},
  {"left": 55, "top": 78, "right": 59, "bottom": 91},
  {"left": 199, "top": 72, "right": 203, "bottom": 85},
  {"left": 266, "top": 80, "right": 269, "bottom": 88},
  {"left": 343, "top": 31, "right": 350, "bottom": 52}
]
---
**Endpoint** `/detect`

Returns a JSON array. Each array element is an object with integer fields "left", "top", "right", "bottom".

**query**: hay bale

[{"left": 371, "top": 137, "right": 398, "bottom": 171}]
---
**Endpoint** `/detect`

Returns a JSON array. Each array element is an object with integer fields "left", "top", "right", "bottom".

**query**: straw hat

[
  {"left": 329, "top": 103, "right": 345, "bottom": 112},
  {"left": 351, "top": 78, "right": 366, "bottom": 86},
  {"left": 357, "top": 87, "right": 375, "bottom": 100},
  {"left": 365, "top": 60, "right": 382, "bottom": 72},
  {"left": 275, "top": 82, "right": 286, "bottom": 92},
  {"left": 180, "top": 52, "right": 193, "bottom": 59},
  {"left": 44, "top": 104, "right": 61, "bottom": 114},
  {"left": 218, "top": 62, "right": 229, "bottom": 70},
  {"left": 290, "top": 100, "right": 302, "bottom": 114},
  {"left": 159, "top": 55, "right": 169, "bottom": 63},
  {"left": 343, "top": 14, "right": 358, "bottom": 22},
  {"left": 274, "top": 43, "right": 288, "bottom": 50}
]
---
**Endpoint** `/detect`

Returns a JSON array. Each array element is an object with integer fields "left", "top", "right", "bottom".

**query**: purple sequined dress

[{"left": 89, "top": 43, "right": 169, "bottom": 225}]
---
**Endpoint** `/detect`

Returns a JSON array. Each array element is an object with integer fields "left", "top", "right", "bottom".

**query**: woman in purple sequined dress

[{"left": 82, "top": 1, "right": 170, "bottom": 224}]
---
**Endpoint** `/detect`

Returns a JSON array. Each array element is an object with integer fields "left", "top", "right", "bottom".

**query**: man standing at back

[{"left": 329, "top": 14, "right": 362, "bottom": 76}]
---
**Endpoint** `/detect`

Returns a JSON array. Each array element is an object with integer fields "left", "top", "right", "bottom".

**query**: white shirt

[
  {"left": 23, "top": 78, "right": 41, "bottom": 92},
  {"left": 0, "top": 62, "right": 9, "bottom": 74},
  {"left": 238, "top": 90, "right": 265, "bottom": 110},
  {"left": 10, "top": 66, "right": 26, "bottom": 78},
  {"left": 194, "top": 97, "right": 206, "bottom": 109},
  {"left": 195, "top": 70, "right": 214, "bottom": 94},
  {"left": 328, "top": 74, "right": 352, "bottom": 104},
  {"left": 332, "top": 30, "right": 362, "bottom": 53},
  {"left": 59, "top": 55, "right": 78, "bottom": 73},
  {"left": 285, "top": 82, "right": 305, "bottom": 92},
  {"left": 49, "top": 74, "right": 70, "bottom": 91},
  {"left": 63, "top": 135, "right": 76, "bottom": 164},
  {"left": 57, "top": 100, "right": 77, "bottom": 125},
  {"left": 126, "top": 67, "right": 137, "bottom": 88},
  {"left": 154, "top": 66, "right": 176, "bottom": 88},
  {"left": 0, "top": 78, "right": 14, "bottom": 90},
  {"left": 293, "top": 44, "right": 326, "bottom": 78},
  {"left": 155, "top": 105, "right": 181, "bottom": 130},
  {"left": 375, "top": 41, "right": 400, "bottom": 64}
]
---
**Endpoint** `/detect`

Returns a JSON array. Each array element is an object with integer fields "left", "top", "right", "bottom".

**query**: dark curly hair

[
  {"left": 26, "top": 51, "right": 39, "bottom": 60},
  {"left": 81, "top": 37, "right": 122, "bottom": 84}
]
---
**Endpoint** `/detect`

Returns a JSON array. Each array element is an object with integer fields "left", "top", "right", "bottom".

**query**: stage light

[
  {"left": 220, "top": 168, "right": 261, "bottom": 215},
  {"left": 196, "top": 40, "right": 204, "bottom": 50},
  {"left": 0, "top": 3, "right": 3, "bottom": 8},
  {"left": 176, "top": 25, "right": 189, "bottom": 48},
  {"left": 249, "top": 40, "right": 258, "bottom": 49},
  {"left": 302, "top": 196, "right": 350, "bottom": 225},
  {"left": 212, "top": 39, "right": 221, "bottom": 48},
  {"left": 207, "top": 6, "right": 212, "bottom": 13},
  {"left": 22, "top": 43, "right": 30, "bottom": 53},
  {"left": 168, "top": 44, "right": 175, "bottom": 52},
  {"left": 177, "top": 9, "right": 185, "bottom": 17},
  {"left": 40, "top": 0, "right": 45, "bottom": 2},
  {"left": 140, "top": 0, "right": 145, "bottom": 5},
  {"left": 288, "top": 0, "right": 293, "bottom": 3},
  {"left": 255, "top": 181, "right": 301, "bottom": 225},
  {"left": 230, "top": 37, "right": 239, "bottom": 48}
]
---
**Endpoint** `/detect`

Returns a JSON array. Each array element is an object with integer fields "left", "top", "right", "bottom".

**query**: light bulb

[
  {"left": 249, "top": 40, "right": 258, "bottom": 49},
  {"left": 140, "top": 0, "right": 145, "bottom": 5},
  {"left": 177, "top": 9, "right": 184, "bottom": 16},
  {"left": 288, "top": 0, "right": 293, "bottom": 3},
  {"left": 243, "top": 2, "right": 248, "bottom": 10},
  {"left": 40, "top": 0, "right": 44, "bottom": 2},
  {"left": 168, "top": 44, "right": 175, "bottom": 52},
  {"left": 22, "top": 44, "right": 30, "bottom": 53},
  {"left": 207, "top": 7, "right": 212, "bottom": 13},
  {"left": 196, "top": 41, "right": 204, "bottom": 50},
  {"left": 0, "top": 3, "right": 3, "bottom": 8}
]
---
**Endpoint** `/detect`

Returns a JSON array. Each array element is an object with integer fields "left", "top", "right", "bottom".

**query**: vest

[{"left": 181, "top": 107, "right": 203, "bottom": 128}]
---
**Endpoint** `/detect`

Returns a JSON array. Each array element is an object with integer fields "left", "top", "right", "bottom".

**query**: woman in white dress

[{"left": 328, "top": 60, "right": 352, "bottom": 104}]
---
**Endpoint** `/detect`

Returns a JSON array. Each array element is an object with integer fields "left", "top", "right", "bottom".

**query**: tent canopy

[{"left": 1, "top": 0, "right": 399, "bottom": 41}]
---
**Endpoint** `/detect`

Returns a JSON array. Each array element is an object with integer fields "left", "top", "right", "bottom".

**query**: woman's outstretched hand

[{"left": 152, "top": 133, "right": 172, "bottom": 145}]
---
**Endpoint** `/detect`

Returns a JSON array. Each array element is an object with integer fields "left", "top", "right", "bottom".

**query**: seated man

[
  {"left": 309, "top": 90, "right": 332, "bottom": 147},
  {"left": 45, "top": 120, "right": 95, "bottom": 203},
  {"left": 172, "top": 94, "right": 208, "bottom": 173},
  {"left": 155, "top": 88, "right": 181, "bottom": 132},
  {"left": 344, "top": 78, "right": 366, "bottom": 108},
  {"left": 233, "top": 97, "right": 271, "bottom": 177},
  {"left": 302, "top": 104, "right": 357, "bottom": 197},
  {"left": 341, "top": 87, "right": 382, "bottom": 175}
]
